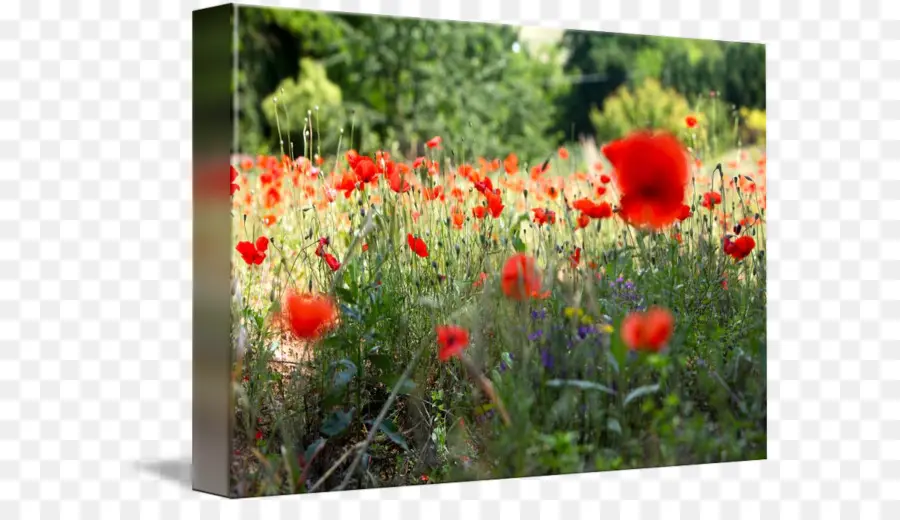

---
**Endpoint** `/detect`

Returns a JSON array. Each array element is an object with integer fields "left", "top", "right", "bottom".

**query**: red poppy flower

[
  {"left": 387, "top": 165, "right": 411, "bottom": 193},
  {"left": 283, "top": 291, "right": 338, "bottom": 340},
  {"left": 255, "top": 430, "right": 263, "bottom": 441},
  {"left": 436, "top": 325, "right": 470, "bottom": 362},
  {"left": 473, "top": 272, "right": 488, "bottom": 288},
  {"left": 569, "top": 247, "right": 581, "bottom": 268},
  {"left": 600, "top": 174, "right": 611, "bottom": 184},
  {"left": 532, "top": 208, "right": 557, "bottom": 226},
  {"left": 501, "top": 254, "right": 543, "bottom": 300},
  {"left": 236, "top": 236, "right": 268, "bottom": 265},
  {"left": 262, "top": 214, "right": 277, "bottom": 227},
  {"left": 353, "top": 156, "right": 378, "bottom": 184},
  {"left": 407, "top": 233, "right": 429, "bottom": 258},
  {"left": 451, "top": 207, "right": 466, "bottom": 229},
  {"left": 701, "top": 191, "right": 722, "bottom": 209},
  {"left": 595, "top": 186, "right": 607, "bottom": 197},
  {"left": 723, "top": 235, "right": 755, "bottom": 261},
  {"left": 576, "top": 213, "right": 591, "bottom": 229},
  {"left": 264, "top": 186, "right": 281, "bottom": 209},
  {"left": 572, "top": 199, "right": 612, "bottom": 220},
  {"left": 230, "top": 166, "right": 240, "bottom": 195},
  {"left": 474, "top": 177, "right": 494, "bottom": 194},
  {"left": 323, "top": 253, "right": 341, "bottom": 271},
  {"left": 602, "top": 132, "right": 688, "bottom": 230},
  {"left": 485, "top": 190, "right": 504, "bottom": 218},
  {"left": 558, "top": 147, "right": 569, "bottom": 160},
  {"left": 472, "top": 205, "right": 487, "bottom": 219},
  {"left": 426, "top": 136, "right": 442, "bottom": 149},
  {"left": 621, "top": 307, "right": 674, "bottom": 352},
  {"left": 685, "top": 115, "right": 698, "bottom": 128},
  {"left": 677, "top": 204, "right": 692, "bottom": 221}
]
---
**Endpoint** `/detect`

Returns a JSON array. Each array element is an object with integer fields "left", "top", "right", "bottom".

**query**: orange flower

[
  {"left": 685, "top": 115, "right": 698, "bottom": 128},
  {"left": 452, "top": 207, "right": 466, "bottom": 229},
  {"left": 602, "top": 132, "right": 688, "bottom": 230},
  {"left": 262, "top": 214, "right": 277, "bottom": 227},
  {"left": 426, "top": 136, "right": 442, "bottom": 149},
  {"left": 436, "top": 325, "right": 470, "bottom": 362},
  {"left": 283, "top": 292, "right": 338, "bottom": 340},
  {"left": 558, "top": 146, "right": 569, "bottom": 160},
  {"left": 472, "top": 205, "right": 487, "bottom": 219},
  {"left": 621, "top": 307, "right": 674, "bottom": 352},
  {"left": 501, "top": 254, "right": 543, "bottom": 300},
  {"left": 504, "top": 153, "right": 519, "bottom": 175}
]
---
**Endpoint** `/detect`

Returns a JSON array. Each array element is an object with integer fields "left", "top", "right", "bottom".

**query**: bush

[
  {"left": 590, "top": 78, "right": 691, "bottom": 143},
  {"left": 739, "top": 107, "right": 766, "bottom": 146}
]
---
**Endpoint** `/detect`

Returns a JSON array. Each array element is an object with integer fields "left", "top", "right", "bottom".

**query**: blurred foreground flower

[
  {"left": 283, "top": 291, "right": 338, "bottom": 340},
  {"left": 621, "top": 307, "right": 674, "bottom": 352}
]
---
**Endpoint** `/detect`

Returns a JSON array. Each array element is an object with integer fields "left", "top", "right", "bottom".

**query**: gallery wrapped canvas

[{"left": 193, "top": 3, "right": 766, "bottom": 498}]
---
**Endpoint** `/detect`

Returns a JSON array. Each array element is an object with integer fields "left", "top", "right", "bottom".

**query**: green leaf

[
  {"left": 329, "top": 359, "right": 358, "bottom": 389},
  {"left": 366, "top": 419, "right": 409, "bottom": 451},
  {"left": 512, "top": 236, "right": 527, "bottom": 252},
  {"left": 367, "top": 353, "right": 393, "bottom": 373},
  {"left": 546, "top": 379, "right": 616, "bottom": 395},
  {"left": 607, "top": 417, "right": 622, "bottom": 435},
  {"left": 303, "top": 438, "right": 326, "bottom": 464},
  {"left": 623, "top": 384, "right": 660, "bottom": 407},
  {"left": 388, "top": 375, "right": 416, "bottom": 395},
  {"left": 321, "top": 408, "right": 355, "bottom": 437}
]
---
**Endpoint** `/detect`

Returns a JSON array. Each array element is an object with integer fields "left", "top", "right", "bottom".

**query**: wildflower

[
  {"left": 677, "top": 204, "right": 692, "bottom": 221},
  {"left": 504, "top": 153, "right": 519, "bottom": 174},
  {"left": 235, "top": 236, "right": 268, "bottom": 265},
  {"left": 436, "top": 325, "right": 470, "bottom": 361},
  {"left": 572, "top": 199, "right": 612, "bottom": 220},
  {"left": 426, "top": 136, "right": 442, "bottom": 149},
  {"left": 283, "top": 292, "right": 338, "bottom": 340},
  {"left": 323, "top": 253, "right": 341, "bottom": 271},
  {"left": 264, "top": 186, "right": 282, "bottom": 209},
  {"left": 600, "top": 174, "right": 611, "bottom": 184},
  {"left": 621, "top": 307, "right": 674, "bottom": 353},
  {"left": 701, "top": 191, "right": 722, "bottom": 209},
  {"left": 530, "top": 309, "right": 547, "bottom": 320},
  {"left": 558, "top": 146, "right": 569, "bottom": 160},
  {"left": 230, "top": 166, "right": 240, "bottom": 195},
  {"left": 407, "top": 233, "right": 429, "bottom": 258},
  {"left": 723, "top": 235, "right": 756, "bottom": 261},
  {"left": 501, "top": 254, "right": 543, "bottom": 300},
  {"left": 362, "top": 243, "right": 369, "bottom": 252},
  {"left": 473, "top": 272, "right": 488, "bottom": 288},
  {"left": 569, "top": 247, "right": 581, "bottom": 268},
  {"left": 576, "top": 213, "right": 591, "bottom": 229},
  {"left": 528, "top": 329, "right": 544, "bottom": 341},
  {"left": 602, "top": 132, "right": 688, "bottom": 230},
  {"left": 532, "top": 208, "right": 556, "bottom": 226},
  {"left": 255, "top": 430, "right": 263, "bottom": 441},
  {"left": 485, "top": 190, "right": 505, "bottom": 218},
  {"left": 413, "top": 156, "right": 426, "bottom": 169},
  {"left": 685, "top": 115, "right": 698, "bottom": 128},
  {"left": 472, "top": 205, "right": 487, "bottom": 219}
]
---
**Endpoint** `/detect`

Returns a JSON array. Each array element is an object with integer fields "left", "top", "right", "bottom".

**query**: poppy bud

[{"left": 734, "top": 224, "right": 742, "bottom": 234}]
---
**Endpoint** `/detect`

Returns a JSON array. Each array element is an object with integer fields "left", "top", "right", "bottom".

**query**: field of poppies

[{"left": 227, "top": 110, "right": 766, "bottom": 496}]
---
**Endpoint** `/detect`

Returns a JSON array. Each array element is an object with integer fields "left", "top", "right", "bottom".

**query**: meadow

[{"left": 227, "top": 102, "right": 767, "bottom": 496}]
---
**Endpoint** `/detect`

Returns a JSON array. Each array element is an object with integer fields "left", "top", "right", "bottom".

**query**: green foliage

[
  {"left": 238, "top": 11, "right": 569, "bottom": 163},
  {"left": 589, "top": 78, "right": 692, "bottom": 142},
  {"left": 260, "top": 58, "right": 345, "bottom": 156},
  {"left": 559, "top": 31, "right": 764, "bottom": 140}
]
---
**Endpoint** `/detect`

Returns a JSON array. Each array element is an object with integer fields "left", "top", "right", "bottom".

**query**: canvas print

[{"left": 195, "top": 3, "right": 766, "bottom": 498}]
